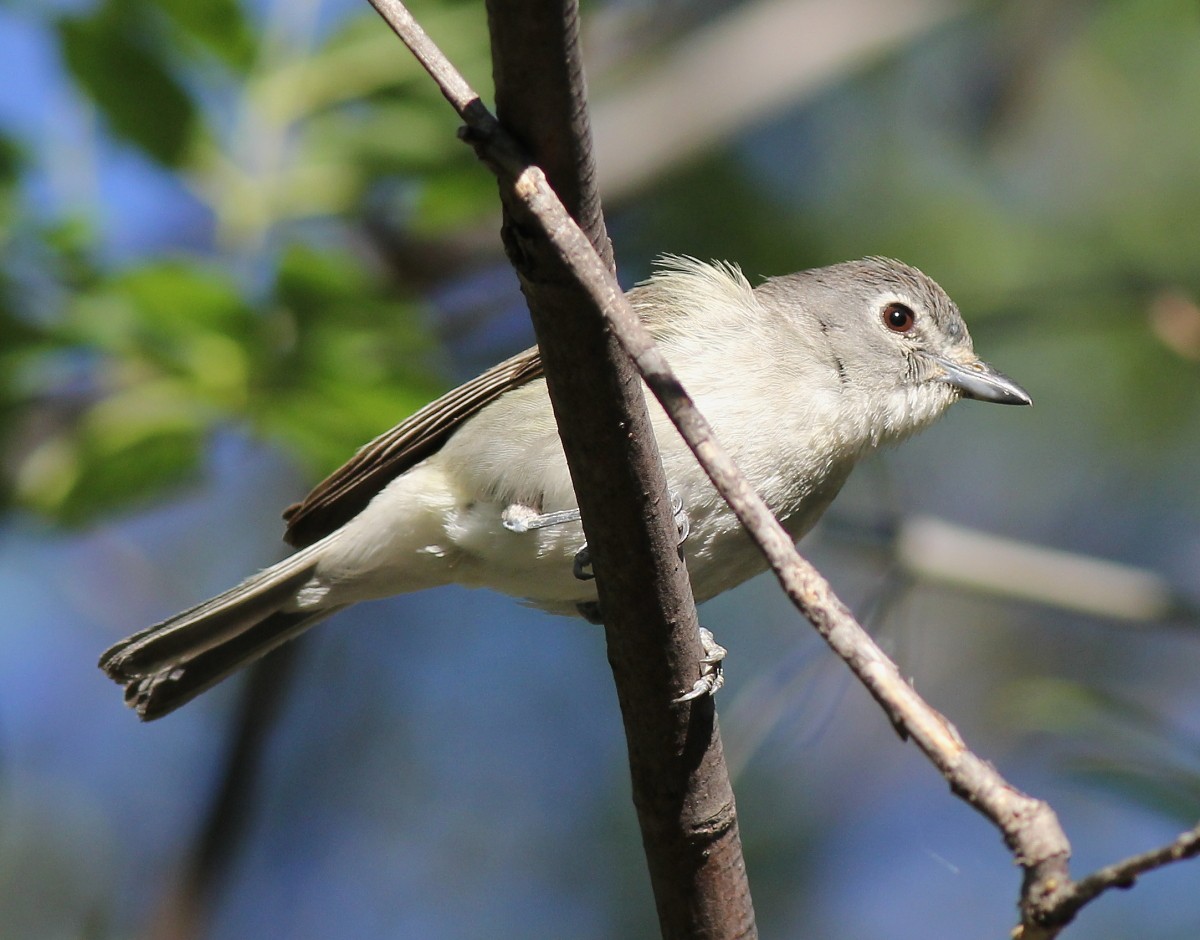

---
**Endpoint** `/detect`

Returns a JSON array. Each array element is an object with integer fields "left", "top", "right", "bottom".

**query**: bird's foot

[
  {"left": 573, "top": 544, "right": 594, "bottom": 581},
  {"left": 673, "top": 627, "right": 727, "bottom": 703},
  {"left": 573, "top": 491, "right": 687, "bottom": 581},
  {"left": 671, "top": 490, "right": 690, "bottom": 546},
  {"left": 500, "top": 503, "right": 596, "bottom": 581}
]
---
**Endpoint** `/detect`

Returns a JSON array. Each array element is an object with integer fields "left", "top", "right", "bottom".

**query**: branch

[
  {"left": 485, "top": 0, "right": 612, "bottom": 269},
  {"left": 366, "top": 1, "right": 757, "bottom": 937},
  {"left": 363, "top": 2, "right": 1200, "bottom": 937},
  {"left": 1052, "top": 823, "right": 1200, "bottom": 924}
]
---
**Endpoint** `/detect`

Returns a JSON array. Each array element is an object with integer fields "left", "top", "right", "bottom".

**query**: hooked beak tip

[{"left": 934, "top": 357, "right": 1032, "bottom": 407}]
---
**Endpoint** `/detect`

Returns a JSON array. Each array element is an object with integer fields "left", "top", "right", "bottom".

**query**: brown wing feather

[{"left": 282, "top": 346, "right": 544, "bottom": 547}]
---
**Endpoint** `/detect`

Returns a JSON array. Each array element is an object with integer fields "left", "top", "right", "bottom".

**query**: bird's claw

[
  {"left": 573, "top": 544, "right": 594, "bottom": 581},
  {"left": 673, "top": 627, "right": 726, "bottom": 703},
  {"left": 671, "top": 490, "right": 690, "bottom": 545},
  {"left": 575, "top": 491, "right": 685, "bottom": 581}
]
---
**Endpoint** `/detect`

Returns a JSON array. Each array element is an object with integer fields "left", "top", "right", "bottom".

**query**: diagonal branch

[{"left": 363, "top": 1, "right": 1200, "bottom": 937}]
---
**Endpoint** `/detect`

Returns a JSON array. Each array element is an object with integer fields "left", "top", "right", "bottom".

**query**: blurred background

[{"left": 2, "top": 0, "right": 1199, "bottom": 937}]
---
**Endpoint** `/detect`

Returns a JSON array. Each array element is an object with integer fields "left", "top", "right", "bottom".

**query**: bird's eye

[{"left": 883, "top": 302, "right": 916, "bottom": 333}]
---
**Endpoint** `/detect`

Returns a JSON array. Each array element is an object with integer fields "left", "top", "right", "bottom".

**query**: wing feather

[{"left": 282, "top": 345, "right": 544, "bottom": 547}]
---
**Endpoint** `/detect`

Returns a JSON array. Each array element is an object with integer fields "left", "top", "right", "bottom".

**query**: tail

[{"left": 100, "top": 547, "right": 343, "bottom": 721}]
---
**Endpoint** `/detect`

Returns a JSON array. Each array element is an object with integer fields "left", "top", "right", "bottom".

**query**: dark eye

[{"left": 883, "top": 302, "right": 916, "bottom": 333}]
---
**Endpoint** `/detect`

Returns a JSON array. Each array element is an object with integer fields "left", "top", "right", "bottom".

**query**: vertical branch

[
  {"left": 477, "top": 1, "right": 755, "bottom": 936},
  {"left": 486, "top": 0, "right": 613, "bottom": 271}
]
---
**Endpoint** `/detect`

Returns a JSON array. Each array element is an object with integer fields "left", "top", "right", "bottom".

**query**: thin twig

[{"left": 1063, "top": 823, "right": 1200, "bottom": 911}]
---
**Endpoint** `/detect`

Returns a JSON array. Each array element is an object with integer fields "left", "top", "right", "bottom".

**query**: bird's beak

[{"left": 932, "top": 356, "right": 1032, "bottom": 406}]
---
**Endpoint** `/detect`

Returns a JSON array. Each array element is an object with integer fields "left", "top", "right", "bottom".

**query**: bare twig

[
  {"left": 1057, "top": 823, "right": 1200, "bottom": 917},
  {"left": 363, "top": 1, "right": 1200, "bottom": 937}
]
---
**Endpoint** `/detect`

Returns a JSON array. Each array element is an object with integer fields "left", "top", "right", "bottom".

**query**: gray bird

[{"left": 100, "top": 256, "right": 1031, "bottom": 719}]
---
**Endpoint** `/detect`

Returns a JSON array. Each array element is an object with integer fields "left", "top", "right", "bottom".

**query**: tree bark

[{"left": 482, "top": 2, "right": 757, "bottom": 937}]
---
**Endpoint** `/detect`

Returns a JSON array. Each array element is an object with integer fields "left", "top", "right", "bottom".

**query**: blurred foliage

[
  {"left": 7, "top": 0, "right": 1200, "bottom": 525},
  {"left": 6, "top": 245, "right": 446, "bottom": 521},
  {"left": 1001, "top": 677, "right": 1200, "bottom": 826},
  {"left": 59, "top": 1, "right": 199, "bottom": 165},
  {"left": 1, "top": 0, "right": 495, "bottom": 525}
]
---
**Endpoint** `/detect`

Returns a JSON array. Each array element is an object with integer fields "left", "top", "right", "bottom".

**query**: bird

[{"left": 99, "top": 256, "right": 1031, "bottom": 720}]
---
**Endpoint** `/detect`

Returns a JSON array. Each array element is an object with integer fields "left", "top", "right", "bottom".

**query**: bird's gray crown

[{"left": 758, "top": 256, "right": 969, "bottom": 348}]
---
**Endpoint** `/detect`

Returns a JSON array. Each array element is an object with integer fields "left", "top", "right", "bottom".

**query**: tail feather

[
  {"left": 100, "top": 546, "right": 337, "bottom": 721},
  {"left": 121, "top": 606, "right": 345, "bottom": 721}
]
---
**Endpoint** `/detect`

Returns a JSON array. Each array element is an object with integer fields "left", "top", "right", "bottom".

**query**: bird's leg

[
  {"left": 666, "top": 491, "right": 724, "bottom": 703},
  {"left": 502, "top": 491, "right": 690, "bottom": 584},
  {"left": 560, "top": 487, "right": 720, "bottom": 703},
  {"left": 669, "top": 490, "right": 723, "bottom": 702},
  {"left": 500, "top": 503, "right": 595, "bottom": 581},
  {"left": 500, "top": 504, "right": 582, "bottom": 533},
  {"left": 673, "top": 627, "right": 727, "bottom": 703},
  {"left": 573, "top": 490, "right": 689, "bottom": 581}
]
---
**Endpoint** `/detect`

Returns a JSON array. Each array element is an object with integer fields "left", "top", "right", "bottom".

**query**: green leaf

[
  {"left": 46, "top": 427, "right": 206, "bottom": 526},
  {"left": 260, "top": 244, "right": 445, "bottom": 472},
  {"left": 148, "top": 0, "right": 257, "bottom": 72},
  {"left": 11, "top": 371, "right": 212, "bottom": 525},
  {"left": 58, "top": 4, "right": 196, "bottom": 166},
  {"left": 60, "top": 260, "right": 256, "bottom": 391},
  {"left": 0, "top": 133, "right": 22, "bottom": 187},
  {"left": 410, "top": 167, "right": 497, "bottom": 234}
]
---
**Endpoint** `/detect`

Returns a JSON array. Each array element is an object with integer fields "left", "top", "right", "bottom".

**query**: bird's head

[{"left": 759, "top": 257, "right": 1031, "bottom": 448}]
